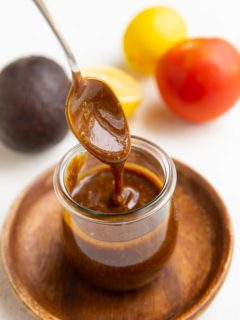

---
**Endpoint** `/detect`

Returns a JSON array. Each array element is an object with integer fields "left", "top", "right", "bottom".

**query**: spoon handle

[{"left": 33, "top": 0, "right": 80, "bottom": 74}]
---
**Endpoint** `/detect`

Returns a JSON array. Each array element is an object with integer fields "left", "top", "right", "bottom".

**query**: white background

[{"left": 0, "top": 0, "right": 240, "bottom": 319}]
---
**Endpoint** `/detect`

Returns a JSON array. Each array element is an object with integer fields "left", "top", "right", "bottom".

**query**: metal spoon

[{"left": 33, "top": 0, "right": 130, "bottom": 164}]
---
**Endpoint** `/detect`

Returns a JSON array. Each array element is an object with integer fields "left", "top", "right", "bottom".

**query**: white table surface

[{"left": 0, "top": 0, "right": 240, "bottom": 319}]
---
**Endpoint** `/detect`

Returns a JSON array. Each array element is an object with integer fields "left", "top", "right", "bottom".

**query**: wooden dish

[{"left": 1, "top": 161, "right": 233, "bottom": 320}]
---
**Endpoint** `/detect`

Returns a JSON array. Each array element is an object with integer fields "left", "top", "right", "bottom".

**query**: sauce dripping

[{"left": 66, "top": 72, "right": 131, "bottom": 205}]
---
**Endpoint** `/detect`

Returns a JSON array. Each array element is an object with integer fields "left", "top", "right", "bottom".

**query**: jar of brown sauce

[{"left": 54, "top": 136, "right": 178, "bottom": 291}]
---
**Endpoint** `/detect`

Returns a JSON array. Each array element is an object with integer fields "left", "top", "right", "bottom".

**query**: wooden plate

[{"left": 1, "top": 161, "right": 233, "bottom": 320}]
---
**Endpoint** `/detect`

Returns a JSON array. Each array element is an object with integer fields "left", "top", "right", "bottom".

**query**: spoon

[{"left": 33, "top": 0, "right": 130, "bottom": 164}]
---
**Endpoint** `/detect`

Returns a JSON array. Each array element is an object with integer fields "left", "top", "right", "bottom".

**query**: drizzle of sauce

[
  {"left": 70, "top": 163, "right": 161, "bottom": 213},
  {"left": 66, "top": 72, "right": 131, "bottom": 205}
]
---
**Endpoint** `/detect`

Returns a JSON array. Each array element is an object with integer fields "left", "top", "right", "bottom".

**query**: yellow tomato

[
  {"left": 82, "top": 66, "right": 142, "bottom": 117},
  {"left": 123, "top": 6, "right": 187, "bottom": 74}
]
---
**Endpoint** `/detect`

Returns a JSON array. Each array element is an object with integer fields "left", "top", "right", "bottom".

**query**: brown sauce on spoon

[{"left": 66, "top": 72, "right": 130, "bottom": 206}]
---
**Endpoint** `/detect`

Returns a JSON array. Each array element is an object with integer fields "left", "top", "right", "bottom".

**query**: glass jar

[{"left": 54, "top": 136, "right": 178, "bottom": 291}]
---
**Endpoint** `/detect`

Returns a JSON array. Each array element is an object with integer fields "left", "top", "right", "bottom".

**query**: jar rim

[{"left": 53, "top": 135, "right": 177, "bottom": 225}]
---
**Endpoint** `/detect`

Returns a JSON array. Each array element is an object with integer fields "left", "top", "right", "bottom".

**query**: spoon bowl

[{"left": 66, "top": 75, "right": 131, "bottom": 164}]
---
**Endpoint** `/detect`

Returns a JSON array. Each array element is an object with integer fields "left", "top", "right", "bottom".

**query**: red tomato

[{"left": 156, "top": 38, "right": 240, "bottom": 122}]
